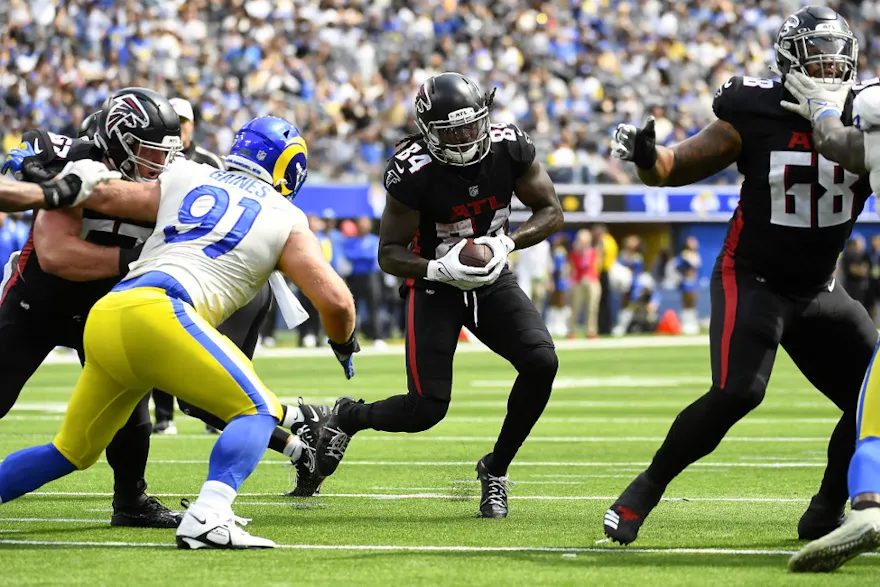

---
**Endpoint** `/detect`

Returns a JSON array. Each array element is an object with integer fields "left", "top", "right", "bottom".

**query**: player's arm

[
  {"left": 509, "top": 160, "right": 563, "bottom": 249},
  {"left": 812, "top": 116, "right": 868, "bottom": 174},
  {"left": 377, "top": 196, "right": 428, "bottom": 278},
  {"left": 33, "top": 208, "right": 130, "bottom": 281},
  {"left": 0, "top": 177, "right": 53, "bottom": 212},
  {"left": 618, "top": 119, "right": 742, "bottom": 187},
  {"left": 278, "top": 218, "right": 356, "bottom": 344},
  {"left": 83, "top": 179, "right": 161, "bottom": 223}
]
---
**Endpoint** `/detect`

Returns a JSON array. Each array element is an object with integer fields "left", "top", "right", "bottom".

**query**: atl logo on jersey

[{"left": 451, "top": 195, "right": 506, "bottom": 220}]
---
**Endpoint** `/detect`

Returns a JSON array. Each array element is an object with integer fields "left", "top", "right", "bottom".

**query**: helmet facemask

[
  {"left": 418, "top": 106, "right": 491, "bottom": 167},
  {"left": 776, "top": 30, "right": 858, "bottom": 84},
  {"left": 116, "top": 132, "right": 182, "bottom": 182}
]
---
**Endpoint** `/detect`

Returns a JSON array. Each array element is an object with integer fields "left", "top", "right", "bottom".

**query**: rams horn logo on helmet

[{"left": 105, "top": 94, "right": 150, "bottom": 135}]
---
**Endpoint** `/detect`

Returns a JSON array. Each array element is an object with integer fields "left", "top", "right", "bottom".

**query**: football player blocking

[
  {"left": 607, "top": 5, "right": 880, "bottom": 551},
  {"left": 772, "top": 48, "right": 880, "bottom": 572},
  {"left": 315, "top": 72, "right": 564, "bottom": 518},
  {"left": 0, "top": 116, "right": 360, "bottom": 549}
]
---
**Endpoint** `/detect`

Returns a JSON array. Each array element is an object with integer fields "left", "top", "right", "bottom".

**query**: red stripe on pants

[
  {"left": 719, "top": 205, "right": 744, "bottom": 390},
  {"left": 407, "top": 288, "right": 423, "bottom": 395}
]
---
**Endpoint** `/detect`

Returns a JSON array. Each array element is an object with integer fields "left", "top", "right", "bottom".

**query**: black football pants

[
  {"left": 342, "top": 270, "right": 558, "bottom": 476},
  {"left": 644, "top": 255, "right": 878, "bottom": 506},
  {"left": 0, "top": 286, "right": 151, "bottom": 507}
]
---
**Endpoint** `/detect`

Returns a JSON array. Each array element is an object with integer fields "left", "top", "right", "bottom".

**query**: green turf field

[{"left": 0, "top": 340, "right": 875, "bottom": 585}]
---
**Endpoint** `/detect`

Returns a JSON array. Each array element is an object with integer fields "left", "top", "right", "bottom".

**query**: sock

[
  {"left": 282, "top": 435, "right": 304, "bottom": 461},
  {"left": 0, "top": 443, "right": 77, "bottom": 503},
  {"left": 280, "top": 405, "right": 303, "bottom": 429},
  {"left": 106, "top": 394, "right": 151, "bottom": 507},
  {"left": 268, "top": 428, "right": 294, "bottom": 455},
  {"left": 206, "top": 414, "right": 276, "bottom": 491},
  {"left": 194, "top": 479, "right": 237, "bottom": 514},
  {"left": 849, "top": 437, "right": 880, "bottom": 501},
  {"left": 815, "top": 411, "right": 856, "bottom": 506}
]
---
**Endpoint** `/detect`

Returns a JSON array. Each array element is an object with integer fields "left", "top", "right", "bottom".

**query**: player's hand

[
  {"left": 1, "top": 142, "right": 37, "bottom": 180},
  {"left": 426, "top": 239, "right": 494, "bottom": 291},
  {"left": 611, "top": 116, "right": 657, "bottom": 170},
  {"left": 328, "top": 334, "right": 361, "bottom": 380},
  {"left": 781, "top": 71, "right": 852, "bottom": 124},
  {"left": 475, "top": 234, "right": 515, "bottom": 284},
  {"left": 39, "top": 160, "right": 121, "bottom": 209}
]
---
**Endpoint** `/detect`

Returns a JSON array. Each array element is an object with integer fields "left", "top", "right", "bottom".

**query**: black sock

[
  {"left": 343, "top": 395, "right": 447, "bottom": 434},
  {"left": 268, "top": 428, "right": 291, "bottom": 454},
  {"left": 107, "top": 394, "right": 151, "bottom": 506},
  {"left": 488, "top": 348, "right": 557, "bottom": 476},
  {"left": 646, "top": 386, "right": 756, "bottom": 487},
  {"left": 815, "top": 411, "right": 856, "bottom": 506},
  {"left": 853, "top": 500, "right": 880, "bottom": 510}
]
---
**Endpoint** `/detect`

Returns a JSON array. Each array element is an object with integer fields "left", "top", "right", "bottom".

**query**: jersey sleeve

[
  {"left": 21, "top": 129, "right": 63, "bottom": 167},
  {"left": 383, "top": 155, "right": 422, "bottom": 211},
  {"left": 712, "top": 76, "right": 747, "bottom": 124},
  {"left": 503, "top": 124, "right": 536, "bottom": 178}
]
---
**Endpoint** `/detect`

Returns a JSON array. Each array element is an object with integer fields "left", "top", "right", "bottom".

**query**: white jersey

[{"left": 126, "top": 159, "right": 305, "bottom": 326}]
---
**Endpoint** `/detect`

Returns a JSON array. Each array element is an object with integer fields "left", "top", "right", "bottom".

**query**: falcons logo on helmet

[{"left": 105, "top": 94, "right": 150, "bottom": 135}]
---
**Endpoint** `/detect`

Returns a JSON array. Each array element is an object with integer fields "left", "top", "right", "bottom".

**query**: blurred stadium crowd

[{"left": 3, "top": 0, "right": 879, "bottom": 185}]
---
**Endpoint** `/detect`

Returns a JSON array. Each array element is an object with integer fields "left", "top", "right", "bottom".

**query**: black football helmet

[
  {"left": 414, "top": 72, "right": 493, "bottom": 167},
  {"left": 773, "top": 6, "right": 857, "bottom": 83},
  {"left": 93, "top": 88, "right": 182, "bottom": 182},
  {"left": 77, "top": 110, "right": 101, "bottom": 140}
]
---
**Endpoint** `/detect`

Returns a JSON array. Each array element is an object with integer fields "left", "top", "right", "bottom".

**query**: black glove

[
  {"left": 40, "top": 174, "right": 83, "bottom": 210},
  {"left": 610, "top": 116, "right": 658, "bottom": 170},
  {"left": 118, "top": 243, "right": 144, "bottom": 276},
  {"left": 328, "top": 334, "right": 361, "bottom": 380}
]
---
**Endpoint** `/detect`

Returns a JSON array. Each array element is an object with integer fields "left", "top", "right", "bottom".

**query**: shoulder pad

[
  {"left": 385, "top": 140, "right": 432, "bottom": 188},
  {"left": 491, "top": 123, "right": 536, "bottom": 172},
  {"left": 713, "top": 75, "right": 781, "bottom": 123},
  {"left": 853, "top": 77, "right": 880, "bottom": 95}
]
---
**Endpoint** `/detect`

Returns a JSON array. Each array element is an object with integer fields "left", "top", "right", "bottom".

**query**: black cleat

[
  {"left": 111, "top": 494, "right": 182, "bottom": 528},
  {"left": 798, "top": 494, "right": 846, "bottom": 540},
  {"left": 286, "top": 400, "right": 331, "bottom": 497},
  {"left": 604, "top": 472, "right": 664, "bottom": 545},
  {"left": 315, "top": 397, "right": 356, "bottom": 477},
  {"left": 476, "top": 456, "right": 511, "bottom": 519}
]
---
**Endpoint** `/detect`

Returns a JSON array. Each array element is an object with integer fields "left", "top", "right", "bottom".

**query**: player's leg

[
  {"left": 113, "top": 290, "right": 282, "bottom": 548},
  {"left": 781, "top": 284, "right": 878, "bottom": 539},
  {"left": 0, "top": 290, "right": 58, "bottom": 419},
  {"left": 605, "top": 260, "right": 791, "bottom": 544},
  {"left": 789, "top": 339, "right": 880, "bottom": 572},
  {"left": 152, "top": 391, "right": 177, "bottom": 434},
  {"left": 316, "top": 285, "right": 464, "bottom": 477},
  {"left": 466, "top": 271, "right": 558, "bottom": 518}
]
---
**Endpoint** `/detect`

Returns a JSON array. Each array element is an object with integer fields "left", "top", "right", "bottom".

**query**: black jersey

[
  {"left": 713, "top": 75, "right": 872, "bottom": 291},
  {"left": 384, "top": 123, "right": 535, "bottom": 287},
  {"left": 4, "top": 130, "right": 153, "bottom": 317}
]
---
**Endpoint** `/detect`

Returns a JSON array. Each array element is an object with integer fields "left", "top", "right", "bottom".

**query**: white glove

[
  {"left": 427, "top": 239, "right": 494, "bottom": 291},
  {"left": 781, "top": 71, "right": 852, "bottom": 124},
  {"left": 475, "top": 234, "right": 515, "bottom": 284},
  {"left": 50, "top": 160, "right": 121, "bottom": 207}
]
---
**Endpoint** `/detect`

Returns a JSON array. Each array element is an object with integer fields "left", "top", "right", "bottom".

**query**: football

[{"left": 458, "top": 238, "right": 493, "bottom": 267}]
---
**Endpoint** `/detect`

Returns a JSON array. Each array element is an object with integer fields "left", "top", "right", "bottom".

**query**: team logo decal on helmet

[{"left": 105, "top": 94, "right": 150, "bottom": 135}]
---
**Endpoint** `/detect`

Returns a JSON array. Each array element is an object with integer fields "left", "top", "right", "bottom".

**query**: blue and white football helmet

[{"left": 225, "top": 116, "right": 308, "bottom": 199}]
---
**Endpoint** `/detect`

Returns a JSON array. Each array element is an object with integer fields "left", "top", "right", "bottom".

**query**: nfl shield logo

[
  {"left": 468, "top": 185, "right": 479, "bottom": 198},
  {"left": 257, "top": 150, "right": 267, "bottom": 161}
]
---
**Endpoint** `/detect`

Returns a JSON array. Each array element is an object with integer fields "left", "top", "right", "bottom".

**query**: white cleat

[
  {"left": 176, "top": 504, "right": 275, "bottom": 550},
  {"left": 789, "top": 508, "right": 880, "bottom": 572}
]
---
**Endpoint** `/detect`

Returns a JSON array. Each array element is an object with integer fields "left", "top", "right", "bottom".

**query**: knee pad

[
  {"left": 514, "top": 346, "right": 559, "bottom": 379},
  {"left": 404, "top": 395, "right": 448, "bottom": 432}
]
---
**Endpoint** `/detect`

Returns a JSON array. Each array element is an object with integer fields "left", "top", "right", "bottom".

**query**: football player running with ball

[
  {"left": 779, "top": 51, "right": 880, "bottom": 573},
  {"left": 314, "top": 72, "right": 563, "bottom": 519},
  {"left": 605, "top": 6, "right": 879, "bottom": 546}
]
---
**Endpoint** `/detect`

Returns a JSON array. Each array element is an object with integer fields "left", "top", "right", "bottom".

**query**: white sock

[
  {"left": 194, "top": 480, "right": 237, "bottom": 515},
  {"left": 280, "top": 405, "right": 303, "bottom": 429},
  {"left": 282, "top": 435, "right": 304, "bottom": 461}
]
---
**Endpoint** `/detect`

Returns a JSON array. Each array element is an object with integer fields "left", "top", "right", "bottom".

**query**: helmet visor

[{"left": 792, "top": 31, "right": 857, "bottom": 82}]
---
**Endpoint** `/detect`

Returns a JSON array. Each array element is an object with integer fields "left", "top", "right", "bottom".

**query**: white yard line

[{"left": 0, "top": 537, "right": 873, "bottom": 558}]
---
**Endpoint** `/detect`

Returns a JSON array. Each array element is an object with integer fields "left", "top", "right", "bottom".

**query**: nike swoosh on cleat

[
  {"left": 306, "top": 406, "right": 319, "bottom": 422},
  {"left": 191, "top": 513, "right": 206, "bottom": 524}
]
